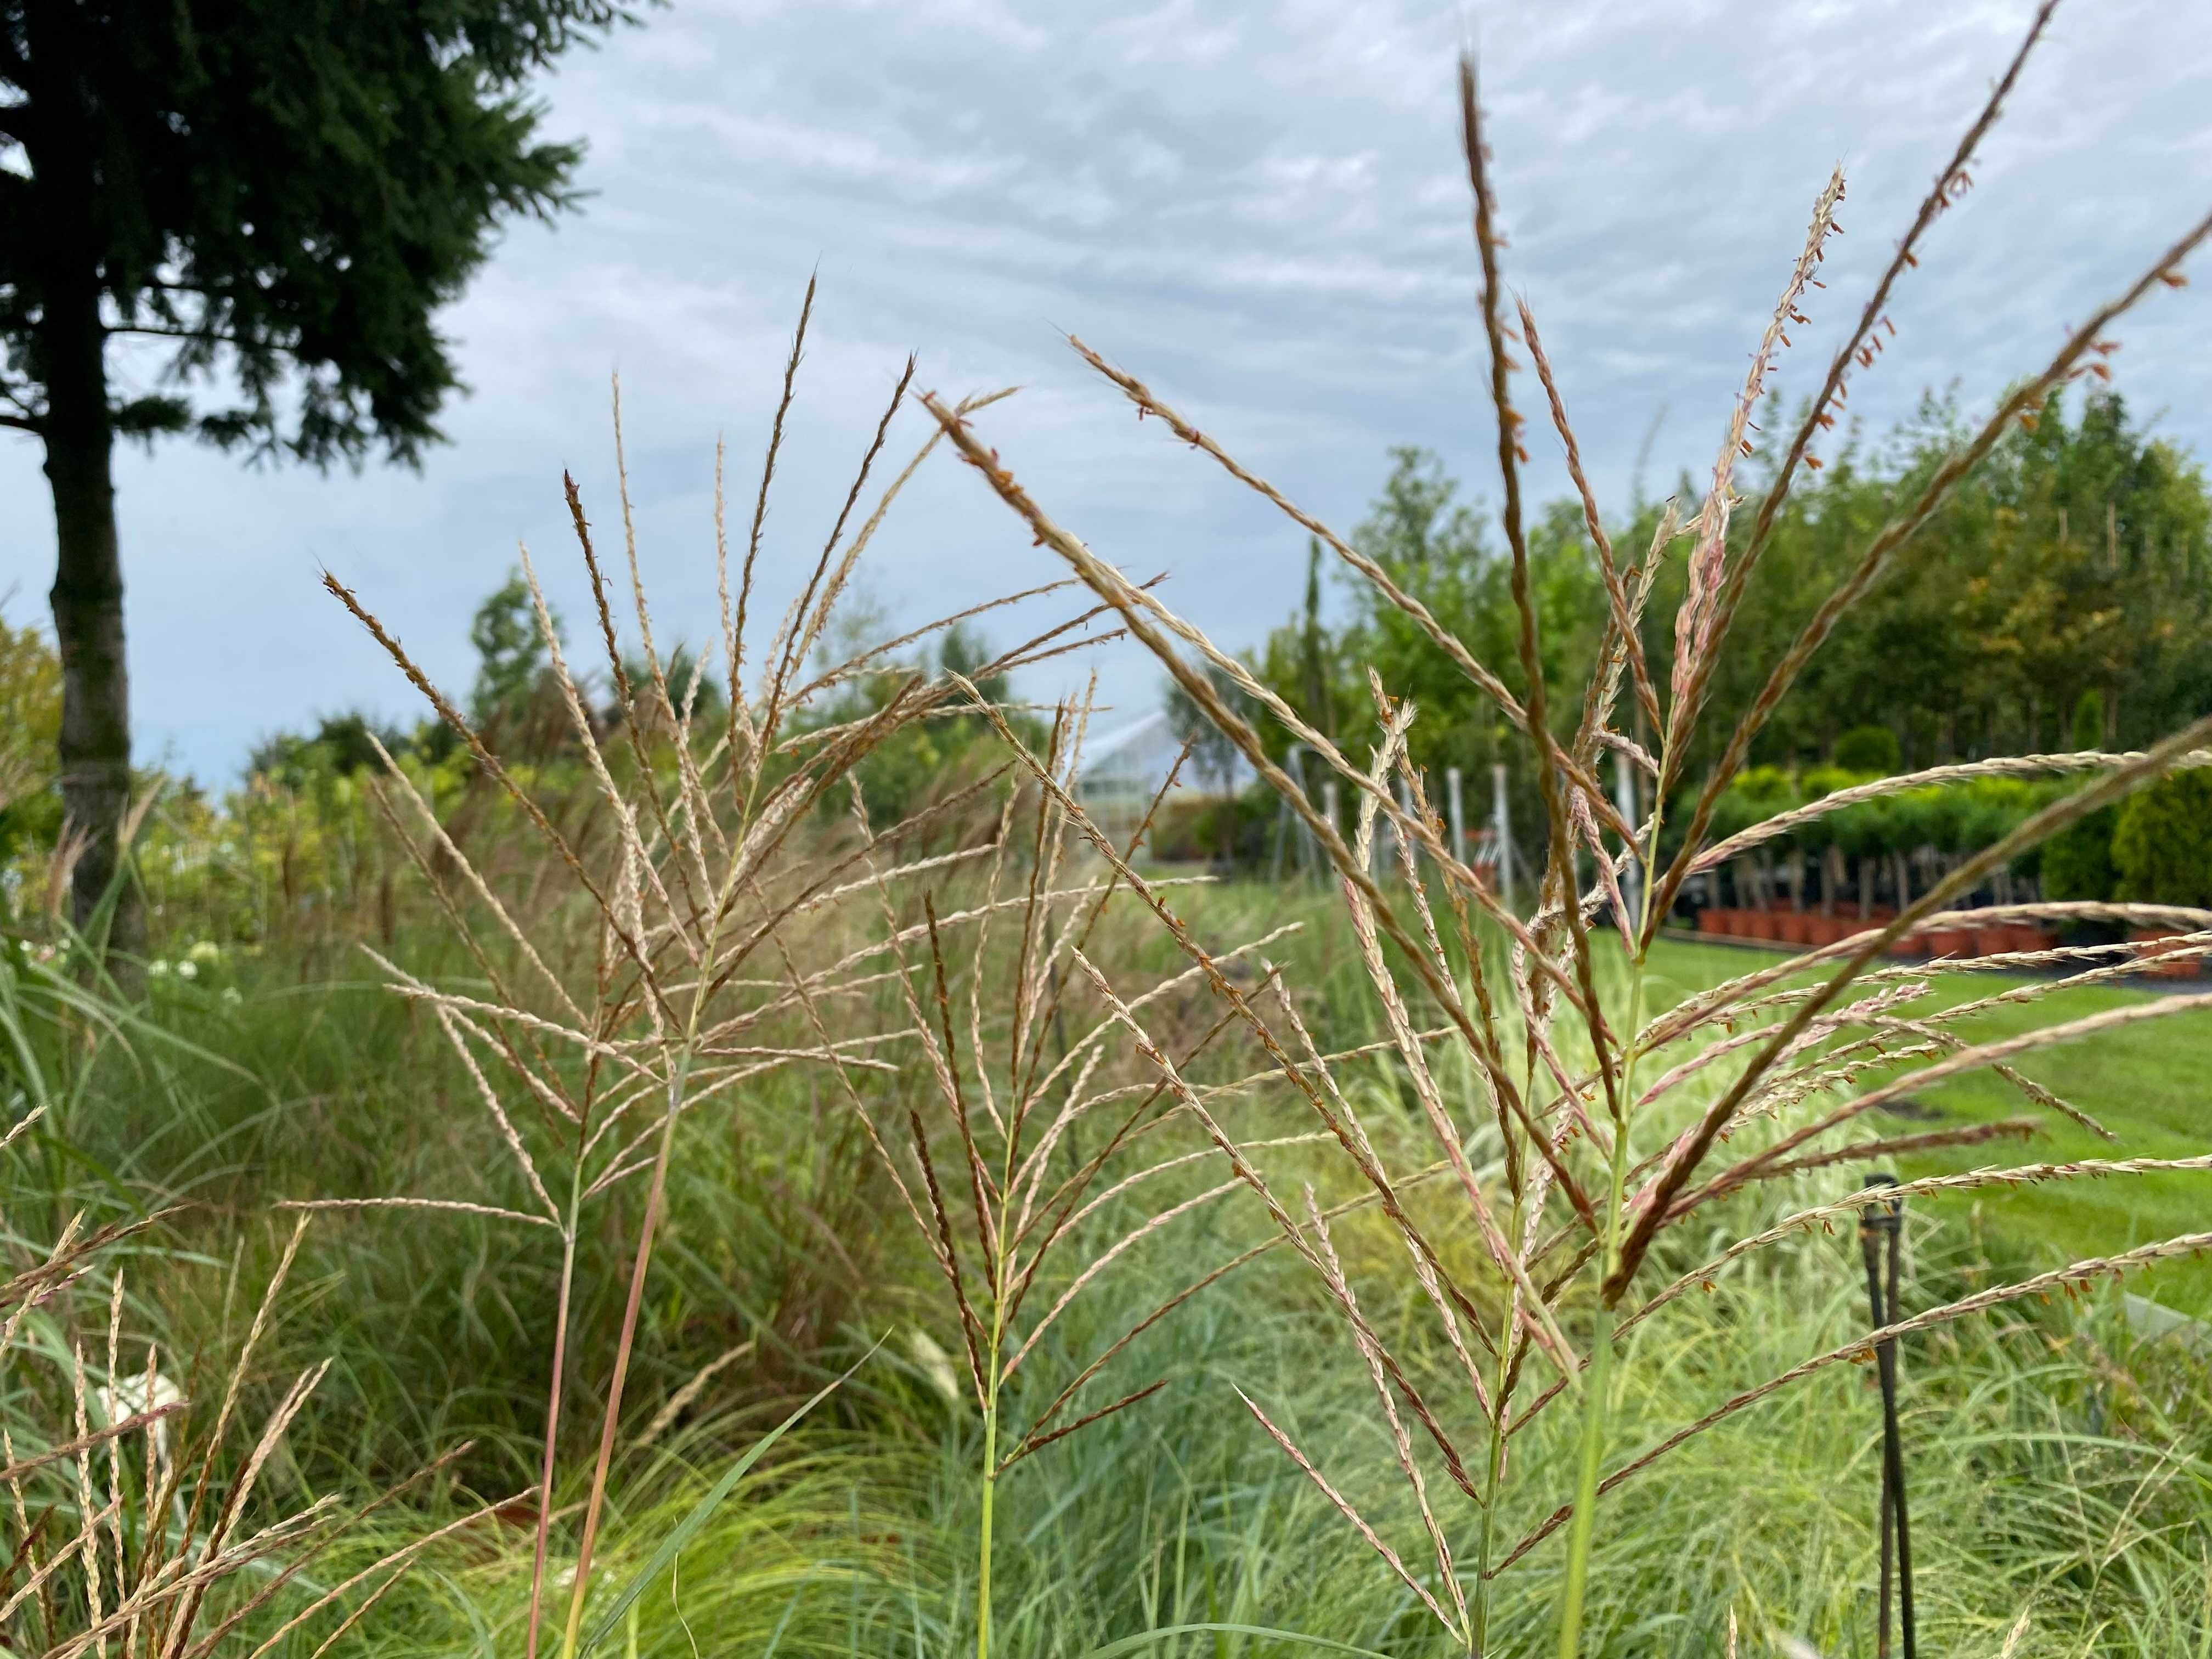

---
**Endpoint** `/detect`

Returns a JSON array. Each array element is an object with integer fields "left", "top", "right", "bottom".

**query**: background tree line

[
  {"left": 1238, "top": 389, "right": 2211, "bottom": 867},
  {"left": 0, "top": 571, "right": 1020, "bottom": 940}
]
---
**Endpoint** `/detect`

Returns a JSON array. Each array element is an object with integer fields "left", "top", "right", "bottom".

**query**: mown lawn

[{"left": 1646, "top": 935, "right": 2212, "bottom": 1314}]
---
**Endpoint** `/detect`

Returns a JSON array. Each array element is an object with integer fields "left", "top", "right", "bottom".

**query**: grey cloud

[{"left": 3, "top": 0, "right": 2206, "bottom": 778}]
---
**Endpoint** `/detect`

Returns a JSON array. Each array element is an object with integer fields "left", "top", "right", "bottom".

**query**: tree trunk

[{"left": 43, "top": 279, "right": 143, "bottom": 964}]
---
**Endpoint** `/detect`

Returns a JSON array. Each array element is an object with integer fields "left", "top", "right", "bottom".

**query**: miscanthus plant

[
  {"left": 910, "top": 6, "right": 2212, "bottom": 1653},
  {"left": 308, "top": 283, "right": 1299, "bottom": 1658}
]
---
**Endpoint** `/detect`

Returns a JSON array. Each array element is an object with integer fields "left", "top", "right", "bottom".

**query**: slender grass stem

[
  {"left": 975, "top": 1360, "right": 1000, "bottom": 1659},
  {"left": 560, "top": 1043, "right": 699, "bottom": 1659},
  {"left": 1469, "top": 1180, "right": 1524, "bottom": 1657},
  {"left": 1554, "top": 1282, "right": 1616, "bottom": 1657},
  {"left": 1556, "top": 811, "right": 1659, "bottom": 1657},
  {"left": 977, "top": 1142, "right": 1019, "bottom": 1659},
  {"left": 974, "top": 936, "right": 1039, "bottom": 1659},
  {"left": 524, "top": 1161, "right": 587, "bottom": 1659}
]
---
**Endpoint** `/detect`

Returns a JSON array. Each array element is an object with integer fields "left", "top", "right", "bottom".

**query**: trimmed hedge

[
  {"left": 1707, "top": 769, "right": 2050, "bottom": 865},
  {"left": 1704, "top": 762, "right": 2212, "bottom": 911}
]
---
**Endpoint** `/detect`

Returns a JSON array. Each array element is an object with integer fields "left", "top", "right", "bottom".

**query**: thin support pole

[
  {"left": 1447, "top": 765, "right": 1466, "bottom": 870},
  {"left": 1395, "top": 776, "right": 1417, "bottom": 882},
  {"left": 1613, "top": 747, "right": 1641, "bottom": 928},
  {"left": 1491, "top": 762, "right": 1514, "bottom": 905},
  {"left": 1859, "top": 1175, "right": 1915, "bottom": 1659}
]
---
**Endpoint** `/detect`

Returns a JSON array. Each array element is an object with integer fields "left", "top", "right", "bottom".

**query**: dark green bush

[
  {"left": 1150, "top": 788, "right": 1277, "bottom": 866},
  {"left": 2041, "top": 806, "right": 2119, "bottom": 902},
  {"left": 1833, "top": 725, "right": 1901, "bottom": 775},
  {"left": 2113, "top": 771, "right": 2212, "bottom": 907}
]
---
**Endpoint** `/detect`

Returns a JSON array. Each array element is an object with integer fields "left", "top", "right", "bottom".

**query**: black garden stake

[{"left": 1858, "top": 1173, "right": 1915, "bottom": 1659}]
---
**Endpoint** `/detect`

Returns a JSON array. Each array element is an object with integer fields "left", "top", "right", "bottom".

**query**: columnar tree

[{"left": 0, "top": 0, "right": 637, "bottom": 952}]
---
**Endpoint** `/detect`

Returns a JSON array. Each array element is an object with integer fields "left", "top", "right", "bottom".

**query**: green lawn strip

[{"left": 1646, "top": 937, "right": 2212, "bottom": 1314}]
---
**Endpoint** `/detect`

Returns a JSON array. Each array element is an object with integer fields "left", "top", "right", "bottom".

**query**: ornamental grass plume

[
  {"left": 309, "top": 280, "right": 1305, "bottom": 1658},
  {"left": 906, "top": 4, "right": 2212, "bottom": 1651}
]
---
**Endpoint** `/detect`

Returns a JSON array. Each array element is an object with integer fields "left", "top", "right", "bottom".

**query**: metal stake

[{"left": 1858, "top": 1174, "right": 1915, "bottom": 1659}]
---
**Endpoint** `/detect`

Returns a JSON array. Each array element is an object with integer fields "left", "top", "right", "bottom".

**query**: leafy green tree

[
  {"left": 247, "top": 711, "right": 410, "bottom": 789},
  {"left": 470, "top": 570, "right": 557, "bottom": 725},
  {"left": 1163, "top": 660, "right": 1247, "bottom": 800},
  {"left": 1163, "top": 654, "right": 1257, "bottom": 868},
  {"left": 789, "top": 613, "right": 1030, "bottom": 833},
  {"left": 1252, "top": 397, "right": 2208, "bottom": 867},
  {"left": 604, "top": 642, "right": 729, "bottom": 749},
  {"left": 1643, "top": 390, "right": 2211, "bottom": 775},
  {"left": 1343, "top": 448, "right": 1602, "bottom": 851},
  {"left": 1252, "top": 548, "right": 1357, "bottom": 768},
  {"left": 937, "top": 620, "right": 1010, "bottom": 742},
  {"left": 1297, "top": 537, "right": 1337, "bottom": 747},
  {"left": 1, "top": 0, "right": 639, "bottom": 953}
]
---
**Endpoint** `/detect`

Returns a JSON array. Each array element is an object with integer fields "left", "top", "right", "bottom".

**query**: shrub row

[{"left": 1706, "top": 764, "right": 2212, "bottom": 908}]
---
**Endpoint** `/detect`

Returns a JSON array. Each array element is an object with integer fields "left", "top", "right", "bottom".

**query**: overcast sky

[{"left": 4, "top": 0, "right": 2209, "bottom": 782}]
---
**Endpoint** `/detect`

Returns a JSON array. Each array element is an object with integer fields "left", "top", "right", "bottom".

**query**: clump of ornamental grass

[
  {"left": 907, "top": 5, "right": 2212, "bottom": 1652},
  {"left": 308, "top": 281, "right": 1299, "bottom": 1658},
  {"left": 833, "top": 690, "right": 1442, "bottom": 1658},
  {"left": 1, "top": 1093, "right": 492, "bottom": 1659}
]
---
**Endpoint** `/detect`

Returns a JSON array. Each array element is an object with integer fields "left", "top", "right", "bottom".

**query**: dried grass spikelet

[{"left": 908, "top": 5, "right": 2212, "bottom": 1651}]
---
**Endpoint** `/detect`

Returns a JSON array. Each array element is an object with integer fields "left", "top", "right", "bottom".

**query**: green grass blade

[
  {"left": 1080, "top": 1624, "right": 1390, "bottom": 1659},
  {"left": 575, "top": 1336, "right": 883, "bottom": 1656}
]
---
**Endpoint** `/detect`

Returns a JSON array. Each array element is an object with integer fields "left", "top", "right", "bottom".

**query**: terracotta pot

[
  {"left": 1807, "top": 915, "right": 1854, "bottom": 947},
  {"left": 1697, "top": 907, "right": 1729, "bottom": 935},
  {"left": 1970, "top": 925, "right": 2014, "bottom": 958},
  {"left": 2131, "top": 928, "right": 2202, "bottom": 980},
  {"left": 1744, "top": 910, "right": 1782, "bottom": 940},
  {"left": 1922, "top": 926, "right": 1976, "bottom": 959},
  {"left": 2005, "top": 923, "right": 2056, "bottom": 955},
  {"left": 1776, "top": 911, "right": 1815, "bottom": 945}
]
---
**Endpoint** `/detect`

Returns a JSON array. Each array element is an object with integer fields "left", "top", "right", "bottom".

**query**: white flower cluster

[{"left": 148, "top": 939, "right": 227, "bottom": 984}]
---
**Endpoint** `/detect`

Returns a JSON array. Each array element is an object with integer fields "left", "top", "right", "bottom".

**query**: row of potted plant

[
  {"left": 1707, "top": 765, "right": 2055, "bottom": 867},
  {"left": 1693, "top": 903, "right": 2202, "bottom": 978},
  {"left": 1693, "top": 904, "right": 2048, "bottom": 955},
  {"left": 1694, "top": 747, "right": 2211, "bottom": 979}
]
